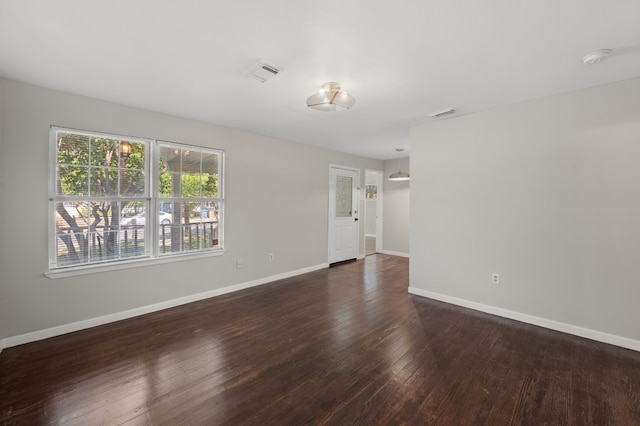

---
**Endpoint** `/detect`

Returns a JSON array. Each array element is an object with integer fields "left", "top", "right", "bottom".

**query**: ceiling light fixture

[
  {"left": 389, "top": 148, "right": 410, "bottom": 181},
  {"left": 582, "top": 49, "right": 612, "bottom": 65},
  {"left": 306, "top": 82, "right": 355, "bottom": 111}
]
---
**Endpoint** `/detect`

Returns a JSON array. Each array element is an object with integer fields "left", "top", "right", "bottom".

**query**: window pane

[
  {"left": 158, "top": 146, "right": 181, "bottom": 197},
  {"left": 120, "top": 169, "right": 145, "bottom": 197},
  {"left": 158, "top": 171, "right": 178, "bottom": 198},
  {"left": 158, "top": 145, "right": 180, "bottom": 167},
  {"left": 89, "top": 230, "right": 120, "bottom": 261},
  {"left": 55, "top": 230, "right": 90, "bottom": 267},
  {"left": 119, "top": 209, "right": 146, "bottom": 259},
  {"left": 157, "top": 201, "right": 221, "bottom": 254},
  {"left": 181, "top": 149, "right": 201, "bottom": 174},
  {"left": 57, "top": 132, "right": 89, "bottom": 166},
  {"left": 202, "top": 173, "right": 218, "bottom": 198},
  {"left": 121, "top": 140, "right": 145, "bottom": 170},
  {"left": 53, "top": 200, "right": 148, "bottom": 268},
  {"left": 365, "top": 184, "right": 377, "bottom": 199},
  {"left": 89, "top": 137, "right": 118, "bottom": 167},
  {"left": 54, "top": 200, "right": 92, "bottom": 267},
  {"left": 181, "top": 173, "right": 201, "bottom": 198},
  {"left": 157, "top": 143, "right": 223, "bottom": 257},
  {"left": 181, "top": 150, "right": 201, "bottom": 198},
  {"left": 57, "top": 165, "right": 89, "bottom": 196},
  {"left": 159, "top": 202, "right": 186, "bottom": 255},
  {"left": 200, "top": 201, "right": 220, "bottom": 249},
  {"left": 335, "top": 176, "right": 353, "bottom": 218},
  {"left": 89, "top": 167, "right": 119, "bottom": 197}
]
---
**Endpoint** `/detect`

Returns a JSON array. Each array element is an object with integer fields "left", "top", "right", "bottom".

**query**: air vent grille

[
  {"left": 245, "top": 60, "right": 283, "bottom": 83},
  {"left": 428, "top": 108, "right": 456, "bottom": 119},
  {"left": 261, "top": 64, "right": 279, "bottom": 75}
]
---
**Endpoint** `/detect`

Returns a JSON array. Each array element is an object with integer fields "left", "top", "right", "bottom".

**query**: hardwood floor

[
  {"left": 365, "top": 235, "right": 376, "bottom": 255},
  {"left": 1, "top": 254, "right": 639, "bottom": 425}
]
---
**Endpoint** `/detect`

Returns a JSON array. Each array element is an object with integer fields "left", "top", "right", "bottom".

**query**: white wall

[
  {"left": 0, "top": 78, "right": 382, "bottom": 344},
  {"left": 409, "top": 77, "right": 640, "bottom": 350},
  {"left": 382, "top": 157, "right": 410, "bottom": 256}
]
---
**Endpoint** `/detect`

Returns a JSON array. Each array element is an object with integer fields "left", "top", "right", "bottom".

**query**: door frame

[
  {"left": 328, "top": 164, "right": 361, "bottom": 264},
  {"left": 364, "top": 169, "right": 384, "bottom": 254}
]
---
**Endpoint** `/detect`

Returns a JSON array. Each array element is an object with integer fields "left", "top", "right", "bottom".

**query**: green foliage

[
  {"left": 55, "top": 132, "right": 147, "bottom": 264},
  {"left": 203, "top": 174, "right": 218, "bottom": 198},
  {"left": 158, "top": 171, "right": 218, "bottom": 198},
  {"left": 57, "top": 133, "right": 145, "bottom": 197}
]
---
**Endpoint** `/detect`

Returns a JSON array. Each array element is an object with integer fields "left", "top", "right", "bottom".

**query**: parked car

[{"left": 121, "top": 211, "right": 173, "bottom": 226}]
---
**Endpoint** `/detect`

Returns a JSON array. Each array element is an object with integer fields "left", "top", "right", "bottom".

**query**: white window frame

[{"left": 46, "top": 127, "right": 225, "bottom": 279}]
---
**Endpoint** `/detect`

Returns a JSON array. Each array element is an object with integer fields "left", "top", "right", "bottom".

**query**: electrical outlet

[
  {"left": 491, "top": 273, "right": 500, "bottom": 285},
  {"left": 268, "top": 253, "right": 274, "bottom": 261},
  {"left": 237, "top": 258, "right": 244, "bottom": 269}
]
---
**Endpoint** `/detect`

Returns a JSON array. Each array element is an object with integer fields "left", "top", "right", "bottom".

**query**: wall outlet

[
  {"left": 237, "top": 258, "right": 244, "bottom": 269},
  {"left": 268, "top": 253, "right": 274, "bottom": 261},
  {"left": 491, "top": 273, "right": 500, "bottom": 285}
]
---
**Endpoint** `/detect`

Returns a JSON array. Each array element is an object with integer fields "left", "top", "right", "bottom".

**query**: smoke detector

[
  {"left": 582, "top": 49, "right": 612, "bottom": 65},
  {"left": 244, "top": 60, "right": 283, "bottom": 83},
  {"left": 428, "top": 108, "right": 456, "bottom": 119}
]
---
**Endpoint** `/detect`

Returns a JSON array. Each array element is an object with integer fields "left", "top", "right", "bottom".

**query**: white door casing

[
  {"left": 328, "top": 165, "right": 359, "bottom": 264},
  {"left": 364, "top": 169, "right": 384, "bottom": 254}
]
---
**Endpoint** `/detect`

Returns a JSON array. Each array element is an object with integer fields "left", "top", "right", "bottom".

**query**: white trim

[
  {"left": 357, "top": 254, "right": 366, "bottom": 260},
  {"left": 2, "top": 263, "right": 329, "bottom": 350},
  {"left": 328, "top": 164, "right": 361, "bottom": 264},
  {"left": 45, "top": 249, "right": 226, "bottom": 279},
  {"left": 363, "top": 168, "right": 384, "bottom": 255},
  {"left": 408, "top": 287, "right": 640, "bottom": 353},
  {"left": 379, "top": 250, "right": 409, "bottom": 258}
]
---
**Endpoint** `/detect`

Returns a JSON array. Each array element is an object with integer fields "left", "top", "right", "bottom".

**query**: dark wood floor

[{"left": 2, "top": 255, "right": 639, "bottom": 425}]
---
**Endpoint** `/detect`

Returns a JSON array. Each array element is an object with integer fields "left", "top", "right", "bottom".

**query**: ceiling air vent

[
  {"left": 244, "top": 60, "right": 283, "bottom": 83},
  {"left": 428, "top": 108, "right": 456, "bottom": 119}
]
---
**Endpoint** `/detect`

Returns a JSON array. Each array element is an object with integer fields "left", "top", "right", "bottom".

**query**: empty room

[{"left": 1, "top": 1, "right": 639, "bottom": 424}]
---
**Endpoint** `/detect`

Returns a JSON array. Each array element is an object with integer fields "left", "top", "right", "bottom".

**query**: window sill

[{"left": 45, "top": 249, "right": 226, "bottom": 280}]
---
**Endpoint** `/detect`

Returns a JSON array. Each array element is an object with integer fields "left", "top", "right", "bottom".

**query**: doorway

[
  {"left": 364, "top": 169, "right": 383, "bottom": 255},
  {"left": 328, "top": 165, "right": 360, "bottom": 264}
]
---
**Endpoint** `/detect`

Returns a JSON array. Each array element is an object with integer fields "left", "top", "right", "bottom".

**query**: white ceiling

[{"left": 1, "top": 1, "right": 639, "bottom": 160}]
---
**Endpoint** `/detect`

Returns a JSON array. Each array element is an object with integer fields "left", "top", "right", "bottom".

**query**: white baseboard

[
  {"left": 379, "top": 250, "right": 409, "bottom": 258},
  {"left": 365, "top": 234, "right": 376, "bottom": 238},
  {"left": 408, "top": 287, "right": 640, "bottom": 352},
  {"left": 1, "top": 263, "right": 329, "bottom": 350}
]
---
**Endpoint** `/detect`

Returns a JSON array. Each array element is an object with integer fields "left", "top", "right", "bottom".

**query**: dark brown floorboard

[{"left": 1, "top": 254, "right": 639, "bottom": 425}]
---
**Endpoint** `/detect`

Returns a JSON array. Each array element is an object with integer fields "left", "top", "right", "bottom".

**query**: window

[
  {"left": 156, "top": 142, "right": 222, "bottom": 255},
  {"left": 50, "top": 127, "right": 224, "bottom": 271},
  {"left": 365, "top": 184, "right": 378, "bottom": 199}
]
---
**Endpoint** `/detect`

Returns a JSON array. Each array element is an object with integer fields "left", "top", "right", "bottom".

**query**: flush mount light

[
  {"left": 306, "top": 82, "right": 355, "bottom": 111},
  {"left": 582, "top": 49, "right": 612, "bottom": 65}
]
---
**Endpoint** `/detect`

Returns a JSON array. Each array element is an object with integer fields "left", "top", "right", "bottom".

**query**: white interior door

[{"left": 329, "top": 166, "right": 359, "bottom": 264}]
